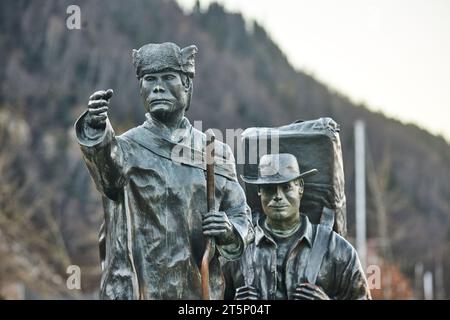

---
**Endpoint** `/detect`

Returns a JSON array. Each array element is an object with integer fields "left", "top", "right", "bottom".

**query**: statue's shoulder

[
  {"left": 305, "top": 212, "right": 354, "bottom": 257},
  {"left": 190, "top": 126, "right": 235, "bottom": 161},
  {"left": 327, "top": 230, "right": 358, "bottom": 261},
  {"left": 119, "top": 124, "right": 146, "bottom": 140},
  {"left": 116, "top": 124, "right": 153, "bottom": 146},
  {"left": 113, "top": 125, "right": 151, "bottom": 155}
]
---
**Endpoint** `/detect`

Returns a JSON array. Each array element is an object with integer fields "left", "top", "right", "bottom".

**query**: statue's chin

[
  {"left": 148, "top": 103, "right": 185, "bottom": 124},
  {"left": 150, "top": 103, "right": 171, "bottom": 114}
]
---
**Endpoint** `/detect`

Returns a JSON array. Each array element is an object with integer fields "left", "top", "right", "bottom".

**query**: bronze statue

[
  {"left": 223, "top": 154, "right": 371, "bottom": 300},
  {"left": 74, "top": 42, "right": 253, "bottom": 299}
]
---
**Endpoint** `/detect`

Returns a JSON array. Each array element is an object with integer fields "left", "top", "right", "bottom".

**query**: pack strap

[{"left": 304, "top": 207, "right": 335, "bottom": 284}]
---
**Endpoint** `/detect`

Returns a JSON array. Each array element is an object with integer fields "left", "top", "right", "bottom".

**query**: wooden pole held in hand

[{"left": 201, "top": 129, "right": 216, "bottom": 300}]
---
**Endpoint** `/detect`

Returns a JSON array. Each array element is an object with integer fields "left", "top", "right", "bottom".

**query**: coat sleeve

[
  {"left": 333, "top": 241, "right": 372, "bottom": 300},
  {"left": 74, "top": 110, "right": 128, "bottom": 201},
  {"left": 221, "top": 258, "right": 244, "bottom": 300},
  {"left": 217, "top": 177, "right": 254, "bottom": 261}
]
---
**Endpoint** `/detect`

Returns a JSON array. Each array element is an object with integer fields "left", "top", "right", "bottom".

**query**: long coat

[{"left": 75, "top": 112, "right": 253, "bottom": 299}]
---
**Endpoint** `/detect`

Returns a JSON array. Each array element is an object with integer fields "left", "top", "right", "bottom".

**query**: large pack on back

[{"left": 241, "top": 117, "right": 347, "bottom": 236}]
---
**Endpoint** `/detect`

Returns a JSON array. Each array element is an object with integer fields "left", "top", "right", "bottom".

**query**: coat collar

[
  {"left": 122, "top": 114, "right": 238, "bottom": 182},
  {"left": 254, "top": 213, "right": 314, "bottom": 248},
  {"left": 144, "top": 113, "right": 192, "bottom": 144}
]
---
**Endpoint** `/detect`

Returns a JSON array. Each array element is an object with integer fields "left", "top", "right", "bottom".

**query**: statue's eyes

[
  {"left": 267, "top": 187, "right": 277, "bottom": 194},
  {"left": 144, "top": 75, "right": 156, "bottom": 82},
  {"left": 261, "top": 186, "right": 275, "bottom": 194},
  {"left": 164, "top": 74, "right": 176, "bottom": 80}
]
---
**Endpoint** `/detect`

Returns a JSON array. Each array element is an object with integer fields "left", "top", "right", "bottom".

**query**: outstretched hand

[{"left": 86, "top": 89, "right": 114, "bottom": 129}]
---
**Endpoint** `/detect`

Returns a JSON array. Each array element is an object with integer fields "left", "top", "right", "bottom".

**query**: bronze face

[
  {"left": 140, "top": 70, "right": 190, "bottom": 123},
  {"left": 259, "top": 179, "right": 303, "bottom": 227}
]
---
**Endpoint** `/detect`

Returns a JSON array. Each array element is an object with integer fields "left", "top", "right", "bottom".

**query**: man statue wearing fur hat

[
  {"left": 74, "top": 42, "right": 253, "bottom": 299},
  {"left": 223, "top": 153, "right": 371, "bottom": 300}
]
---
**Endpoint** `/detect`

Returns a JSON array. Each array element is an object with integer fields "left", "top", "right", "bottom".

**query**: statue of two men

[{"left": 75, "top": 42, "right": 370, "bottom": 300}]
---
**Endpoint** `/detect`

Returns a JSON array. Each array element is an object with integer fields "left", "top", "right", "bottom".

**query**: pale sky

[{"left": 177, "top": 0, "right": 450, "bottom": 142}]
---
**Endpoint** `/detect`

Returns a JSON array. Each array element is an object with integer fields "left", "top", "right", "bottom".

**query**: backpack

[{"left": 241, "top": 117, "right": 347, "bottom": 236}]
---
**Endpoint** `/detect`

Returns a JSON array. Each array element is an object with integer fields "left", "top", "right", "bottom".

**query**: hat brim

[{"left": 240, "top": 168, "right": 318, "bottom": 185}]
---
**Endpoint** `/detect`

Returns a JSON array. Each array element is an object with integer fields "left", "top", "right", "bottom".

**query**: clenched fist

[
  {"left": 86, "top": 89, "right": 114, "bottom": 129},
  {"left": 202, "top": 210, "right": 237, "bottom": 245}
]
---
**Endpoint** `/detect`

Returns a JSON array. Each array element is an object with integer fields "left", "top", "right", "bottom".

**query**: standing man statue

[
  {"left": 223, "top": 153, "right": 371, "bottom": 300},
  {"left": 75, "top": 42, "right": 253, "bottom": 299}
]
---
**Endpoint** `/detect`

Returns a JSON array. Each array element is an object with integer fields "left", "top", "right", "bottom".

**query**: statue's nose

[
  {"left": 273, "top": 186, "right": 283, "bottom": 201},
  {"left": 273, "top": 194, "right": 282, "bottom": 202},
  {"left": 153, "top": 85, "right": 165, "bottom": 93}
]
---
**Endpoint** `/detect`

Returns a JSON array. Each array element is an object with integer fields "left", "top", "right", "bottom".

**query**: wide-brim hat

[{"left": 241, "top": 153, "right": 318, "bottom": 185}]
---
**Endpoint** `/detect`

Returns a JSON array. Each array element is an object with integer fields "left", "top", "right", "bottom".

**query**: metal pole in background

[
  {"left": 355, "top": 120, "right": 367, "bottom": 270},
  {"left": 423, "top": 271, "right": 434, "bottom": 300}
]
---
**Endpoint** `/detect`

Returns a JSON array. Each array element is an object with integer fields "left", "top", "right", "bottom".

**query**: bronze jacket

[
  {"left": 223, "top": 213, "right": 371, "bottom": 300},
  {"left": 75, "top": 112, "right": 253, "bottom": 299}
]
